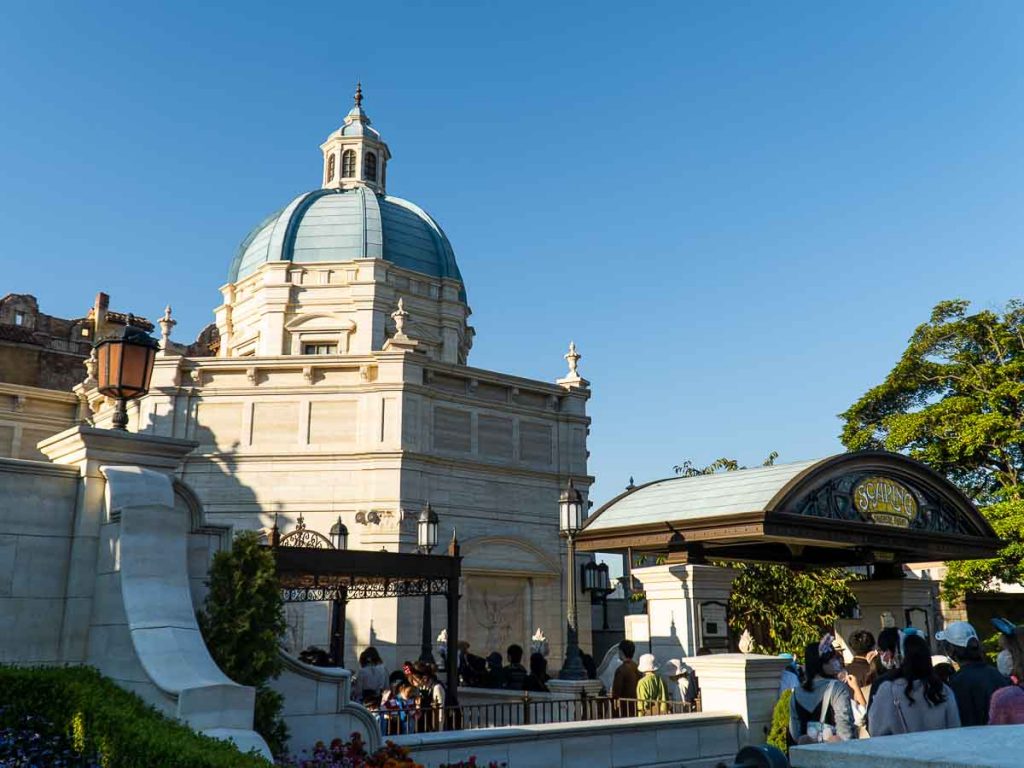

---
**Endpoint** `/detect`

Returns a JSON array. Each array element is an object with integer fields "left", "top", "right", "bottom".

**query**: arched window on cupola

[
  {"left": 364, "top": 152, "right": 377, "bottom": 182},
  {"left": 342, "top": 150, "right": 356, "bottom": 178},
  {"left": 327, "top": 153, "right": 336, "bottom": 181}
]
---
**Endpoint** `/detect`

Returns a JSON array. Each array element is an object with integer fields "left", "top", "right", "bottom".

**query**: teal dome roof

[{"left": 228, "top": 187, "right": 465, "bottom": 299}]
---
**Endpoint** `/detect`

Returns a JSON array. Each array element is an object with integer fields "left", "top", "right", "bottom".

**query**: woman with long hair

[
  {"left": 789, "top": 634, "right": 856, "bottom": 743},
  {"left": 868, "top": 633, "right": 960, "bottom": 735},
  {"left": 356, "top": 646, "right": 388, "bottom": 707},
  {"left": 989, "top": 625, "right": 1024, "bottom": 725}
]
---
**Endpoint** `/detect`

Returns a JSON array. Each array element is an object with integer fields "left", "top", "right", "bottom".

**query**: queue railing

[{"left": 376, "top": 691, "right": 700, "bottom": 736}]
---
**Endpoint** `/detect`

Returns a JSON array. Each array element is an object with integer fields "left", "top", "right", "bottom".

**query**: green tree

[
  {"left": 197, "top": 531, "right": 288, "bottom": 756},
  {"left": 673, "top": 453, "right": 857, "bottom": 655},
  {"left": 840, "top": 299, "right": 1024, "bottom": 599}
]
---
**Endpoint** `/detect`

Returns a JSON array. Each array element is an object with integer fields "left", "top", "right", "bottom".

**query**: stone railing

[{"left": 394, "top": 711, "right": 742, "bottom": 768}]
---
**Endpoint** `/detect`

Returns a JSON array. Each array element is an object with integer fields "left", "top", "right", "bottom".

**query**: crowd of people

[
  {"left": 784, "top": 617, "right": 1024, "bottom": 746},
  {"left": 340, "top": 638, "right": 704, "bottom": 734},
  {"left": 345, "top": 641, "right": 589, "bottom": 735}
]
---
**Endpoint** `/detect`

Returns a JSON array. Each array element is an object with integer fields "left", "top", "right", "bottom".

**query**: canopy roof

[{"left": 578, "top": 452, "right": 1001, "bottom": 566}]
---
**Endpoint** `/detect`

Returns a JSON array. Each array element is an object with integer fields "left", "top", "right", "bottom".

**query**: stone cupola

[{"left": 320, "top": 84, "right": 391, "bottom": 194}]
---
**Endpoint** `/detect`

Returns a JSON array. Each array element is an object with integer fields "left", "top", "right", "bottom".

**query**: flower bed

[{"left": 277, "top": 733, "right": 421, "bottom": 768}]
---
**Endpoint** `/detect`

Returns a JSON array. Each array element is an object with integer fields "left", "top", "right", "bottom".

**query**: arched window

[
  {"left": 342, "top": 150, "right": 356, "bottom": 178},
  {"left": 327, "top": 153, "right": 336, "bottom": 181},
  {"left": 364, "top": 152, "right": 377, "bottom": 182}
]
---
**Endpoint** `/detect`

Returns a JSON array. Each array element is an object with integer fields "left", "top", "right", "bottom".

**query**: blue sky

[{"left": 3, "top": 2, "right": 1024, "bottom": 505}]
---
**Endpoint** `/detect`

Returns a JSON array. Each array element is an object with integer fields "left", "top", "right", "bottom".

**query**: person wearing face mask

[
  {"left": 992, "top": 618, "right": 1018, "bottom": 681},
  {"left": 789, "top": 634, "right": 857, "bottom": 744},
  {"left": 865, "top": 627, "right": 902, "bottom": 714},
  {"left": 868, "top": 634, "right": 960, "bottom": 736}
]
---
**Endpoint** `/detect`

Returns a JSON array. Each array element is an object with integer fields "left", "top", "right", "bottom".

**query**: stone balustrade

[{"left": 395, "top": 711, "right": 743, "bottom": 768}]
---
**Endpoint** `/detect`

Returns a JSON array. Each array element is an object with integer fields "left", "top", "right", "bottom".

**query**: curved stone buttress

[{"left": 99, "top": 465, "right": 271, "bottom": 759}]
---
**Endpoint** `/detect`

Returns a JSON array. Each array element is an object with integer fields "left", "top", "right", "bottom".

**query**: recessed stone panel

[
  {"left": 308, "top": 401, "right": 357, "bottom": 445},
  {"left": 519, "top": 421, "right": 553, "bottom": 466},
  {"left": 434, "top": 406, "right": 471, "bottom": 453},
  {"left": 478, "top": 414, "right": 513, "bottom": 460},
  {"left": 251, "top": 402, "right": 299, "bottom": 446},
  {"left": 194, "top": 402, "right": 243, "bottom": 450}
]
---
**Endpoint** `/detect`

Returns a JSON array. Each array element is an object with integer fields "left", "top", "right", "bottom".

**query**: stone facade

[
  {"left": 83, "top": 343, "right": 592, "bottom": 668},
  {"left": 80, "top": 90, "right": 594, "bottom": 669}
]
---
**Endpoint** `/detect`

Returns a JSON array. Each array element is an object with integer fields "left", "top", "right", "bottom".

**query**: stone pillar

[
  {"left": 631, "top": 562, "right": 738, "bottom": 660},
  {"left": 686, "top": 654, "right": 788, "bottom": 746},
  {"left": 850, "top": 576, "right": 940, "bottom": 641}
]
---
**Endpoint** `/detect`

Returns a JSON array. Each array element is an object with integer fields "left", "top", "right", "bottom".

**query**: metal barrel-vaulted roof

[
  {"left": 577, "top": 452, "right": 1002, "bottom": 566},
  {"left": 585, "top": 459, "right": 822, "bottom": 532}
]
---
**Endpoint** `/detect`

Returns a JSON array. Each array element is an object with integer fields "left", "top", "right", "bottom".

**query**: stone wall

[
  {"left": 0, "top": 382, "right": 80, "bottom": 460},
  {"left": 0, "top": 458, "right": 80, "bottom": 664},
  {"left": 396, "top": 712, "right": 743, "bottom": 768}
]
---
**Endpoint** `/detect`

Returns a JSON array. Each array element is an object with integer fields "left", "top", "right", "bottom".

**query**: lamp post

[
  {"left": 328, "top": 516, "right": 349, "bottom": 667},
  {"left": 93, "top": 316, "right": 159, "bottom": 431},
  {"left": 559, "top": 478, "right": 587, "bottom": 680},
  {"left": 582, "top": 561, "right": 614, "bottom": 630},
  {"left": 418, "top": 503, "right": 439, "bottom": 664}
]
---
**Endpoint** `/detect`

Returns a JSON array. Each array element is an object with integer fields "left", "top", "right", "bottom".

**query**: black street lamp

[
  {"left": 582, "top": 561, "right": 615, "bottom": 630},
  {"left": 330, "top": 516, "right": 349, "bottom": 551},
  {"left": 93, "top": 316, "right": 159, "bottom": 431},
  {"left": 559, "top": 478, "right": 587, "bottom": 680},
  {"left": 418, "top": 503, "right": 439, "bottom": 663},
  {"left": 327, "top": 516, "right": 349, "bottom": 668}
]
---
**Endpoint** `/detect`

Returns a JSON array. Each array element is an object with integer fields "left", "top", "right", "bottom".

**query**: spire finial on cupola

[{"left": 354, "top": 81, "right": 363, "bottom": 108}]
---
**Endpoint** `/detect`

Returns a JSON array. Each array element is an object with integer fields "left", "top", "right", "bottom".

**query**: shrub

[
  {"left": 198, "top": 530, "right": 289, "bottom": 755},
  {"left": 766, "top": 688, "right": 793, "bottom": 754},
  {"left": 0, "top": 665, "right": 269, "bottom": 767}
]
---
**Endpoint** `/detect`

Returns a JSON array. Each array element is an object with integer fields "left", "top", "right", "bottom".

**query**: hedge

[{"left": 0, "top": 666, "right": 270, "bottom": 767}]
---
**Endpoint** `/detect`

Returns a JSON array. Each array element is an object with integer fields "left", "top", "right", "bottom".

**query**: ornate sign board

[{"left": 852, "top": 476, "right": 919, "bottom": 528}]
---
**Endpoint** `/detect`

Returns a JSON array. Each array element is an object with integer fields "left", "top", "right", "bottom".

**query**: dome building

[
  {"left": 81, "top": 87, "right": 593, "bottom": 671},
  {"left": 217, "top": 85, "right": 473, "bottom": 363}
]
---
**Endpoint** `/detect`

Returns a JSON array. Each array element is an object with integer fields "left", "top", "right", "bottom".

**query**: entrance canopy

[{"left": 577, "top": 452, "right": 1001, "bottom": 566}]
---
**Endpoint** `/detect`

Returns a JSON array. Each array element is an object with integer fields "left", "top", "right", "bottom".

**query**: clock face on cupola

[{"left": 217, "top": 85, "right": 473, "bottom": 364}]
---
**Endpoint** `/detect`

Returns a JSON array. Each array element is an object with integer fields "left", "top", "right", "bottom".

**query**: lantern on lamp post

[
  {"left": 418, "top": 503, "right": 440, "bottom": 663},
  {"left": 582, "top": 561, "right": 614, "bottom": 630},
  {"left": 330, "top": 516, "right": 349, "bottom": 551},
  {"left": 559, "top": 478, "right": 587, "bottom": 680},
  {"left": 93, "top": 316, "right": 160, "bottom": 431}
]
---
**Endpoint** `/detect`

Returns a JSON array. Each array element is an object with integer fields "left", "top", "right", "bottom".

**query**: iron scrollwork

[
  {"left": 278, "top": 514, "right": 334, "bottom": 549},
  {"left": 793, "top": 472, "right": 975, "bottom": 536},
  {"left": 281, "top": 576, "right": 451, "bottom": 602}
]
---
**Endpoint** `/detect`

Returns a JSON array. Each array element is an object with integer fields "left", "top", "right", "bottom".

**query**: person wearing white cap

[
  {"left": 938, "top": 620, "right": 1009, "bottom": 726},
  {"left": 664, "top": 658, "right": 699, "bottom": 708},
  {"left": 636, "top": 653, "right": 669, "bottom": 716}
]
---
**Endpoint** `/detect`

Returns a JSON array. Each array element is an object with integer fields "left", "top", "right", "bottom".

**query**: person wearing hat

[
  {"left": 939, "top": 620, "right": 1009, "bottom": 726},
  {"left": 636, "top": 653, "right": 669, "bottom": 715},
  {"left": 664, "top": 658, "right": 699, "bottom": 709},
  {"left": 992, "top": 618, "right": 1017, "bottom": 679}
]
